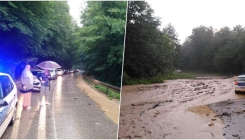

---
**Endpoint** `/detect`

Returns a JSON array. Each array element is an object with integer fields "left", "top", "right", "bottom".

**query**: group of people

[{"left": 20, "top": 64, "right": 52, "bottom": 109}]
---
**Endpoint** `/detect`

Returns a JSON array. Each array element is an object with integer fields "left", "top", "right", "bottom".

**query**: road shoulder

[{"left": 76, "top": 75, "right": 119, "bottom": 124}]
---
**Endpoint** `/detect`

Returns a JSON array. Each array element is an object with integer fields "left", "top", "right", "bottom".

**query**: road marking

[
  {"left": 37, "top": 106, "right": 46, "bottom": 139},
  {"left": 52, "top": 81, "right": 58, "bottom": 139}
]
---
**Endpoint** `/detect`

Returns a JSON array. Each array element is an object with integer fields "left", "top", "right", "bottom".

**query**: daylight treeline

[
  {"left": 181, "top": 25, "right": 245, "bottom": 74},
  {"left": 0, "top": 1, "right": 80, "bottom": 70},
  {"left": 123, "top": 1, "right": 181, "bottom": 80},
  {"left": 79, "top": 1, "right": 127, "bottom": 87}
]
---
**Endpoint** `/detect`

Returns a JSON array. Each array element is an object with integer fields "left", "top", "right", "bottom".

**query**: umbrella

[{"left": 36, "top": 61, "right": 61, "bottom": 70}]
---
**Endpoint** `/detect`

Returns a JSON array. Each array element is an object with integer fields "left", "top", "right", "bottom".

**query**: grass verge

[
  {"left": 123, "top": 72, "right": 195, "bottom": 85},
  {"left": 83, "top": 77, "right": 120, "bottom": 100}
]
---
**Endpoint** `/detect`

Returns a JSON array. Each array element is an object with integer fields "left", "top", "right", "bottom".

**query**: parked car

[
  {"left": 235, "top": 75, "right": 245, "bottom": 93},
  {"left": 176, "top": 69, "right": 182, "bottom": 73},
  {"left": 64, "top": 70, "right": 69, "bottom": 74},
  {"left": 56, "top": 68, "right": 64, "bottom": 76},
  {"left": 0, "top": 73, "right": 18, "bottom": 137},
  {"left": 49, "top": 69, "right": 57, "bottom": 80},
  {"left": 69, "top": 70, "right": 74, "bottom": 73},
  {"left": 30, "top": 69, "right": 43, "bottom": 90}
]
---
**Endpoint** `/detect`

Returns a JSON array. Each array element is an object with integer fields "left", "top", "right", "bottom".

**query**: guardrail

[{"left": 83, "top": 75, "right": 120, "bottom": 93}]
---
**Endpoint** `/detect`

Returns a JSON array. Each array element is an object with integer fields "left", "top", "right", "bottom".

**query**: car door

[
  {"left": 0, "top": 75, "right": 16, "bottom": 125},
  {"left": 238, "top": 77, "right": 245, "bottom": 87}
]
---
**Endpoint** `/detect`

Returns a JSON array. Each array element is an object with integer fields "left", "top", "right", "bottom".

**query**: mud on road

[
  {"left": 118, "top": 76, "right": 245, "bottom": 139},
  {"left": 209, "top": 99, "right": 245, "bottom": 139}
]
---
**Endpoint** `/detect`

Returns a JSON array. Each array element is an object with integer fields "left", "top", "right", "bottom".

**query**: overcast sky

[
  {"left": 67, "top": 0, "right": 85, "bottom": 27},
  {"left": 145, "top": 0, "right": 245, "bottom": 44},
  {"left": 67, "top": 0, "right": 245, "bottom": 44}
]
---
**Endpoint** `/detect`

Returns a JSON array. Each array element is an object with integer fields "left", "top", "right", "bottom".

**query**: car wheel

[
  {"left": 235, "top": 91, "right": 239, "bottom": 94},
  {"left": 9, "top": 105, "right": 17, "bottom": 125}
]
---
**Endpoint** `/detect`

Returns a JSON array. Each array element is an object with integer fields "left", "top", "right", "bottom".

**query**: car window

[
  {"left": 237, "top": 77, "right": 245, "bottom": 81},
  {"left": 0, "top": 76, "right": 14, "bottom": 98},
  {"left": 31, "top": 71, "right": 43, "bottom": 76},
  {"left": 0, "top": 83, "right": 4, "bottom": 99}
]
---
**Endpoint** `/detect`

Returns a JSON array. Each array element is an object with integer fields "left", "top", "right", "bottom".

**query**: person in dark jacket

[{"left": 38, "top": 69, "right": 51, "bottom": 106}]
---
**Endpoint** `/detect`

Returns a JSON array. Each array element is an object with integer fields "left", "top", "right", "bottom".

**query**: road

[
  {"left": 209, "top": 99, "right": 245, "bottom": 139},
  {"left": 119, "top": 76, "right": 245, "bottom": 139},
  {"left": 1, "top": 73, "right": 118, "bottom": 139}
]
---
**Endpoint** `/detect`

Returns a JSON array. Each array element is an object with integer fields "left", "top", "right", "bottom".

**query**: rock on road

[{"left": 1, "top": 73, "right": 118, "bottom": 139}]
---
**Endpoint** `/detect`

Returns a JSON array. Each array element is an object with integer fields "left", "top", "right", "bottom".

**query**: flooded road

[
  {"left": 209, "top": 99, "right": 245, "bottom": 139},
  {"left": 118, "top": 76, "right": 245, "bottom": 139},
  {"left": 1, "top": 73, "right": 117, "bottom": 139}
]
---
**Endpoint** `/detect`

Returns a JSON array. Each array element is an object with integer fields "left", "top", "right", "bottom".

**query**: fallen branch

[{"left": 148, "top": 103, "right": 161, "bottom": 110}]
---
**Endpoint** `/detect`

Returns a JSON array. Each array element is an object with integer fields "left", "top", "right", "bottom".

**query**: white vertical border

[{"left": 117, "top": 0, "right": 128, "bottom": 139}]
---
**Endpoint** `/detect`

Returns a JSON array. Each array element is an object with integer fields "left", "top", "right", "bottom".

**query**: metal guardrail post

[{"left": 83, "top": 75, "right": 120, "bottom": 93}]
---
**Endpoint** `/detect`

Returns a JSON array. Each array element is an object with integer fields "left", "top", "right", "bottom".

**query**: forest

[
  {"left": 123, "top": 1, "right": 180, "bottom": 84},
  {"left": 0, "top": 1, "right": 79, "bottom": 77},
  {"left": 0, "top": 1, "right": 126, "bottom": 87},
  {"left": 181, "top": 25, "right": 245, "bottom": 74},
  {"left": 123, "top": 1, "right": 245, "bottom": 85},
  {"left": 79, "top": 1, "right": 127, "bottom": 87}
]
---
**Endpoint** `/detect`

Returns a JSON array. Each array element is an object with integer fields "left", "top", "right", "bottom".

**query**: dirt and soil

[
  {"left": 118, "top": 75, "right": 245, "bottom": 139},
  {"left": 76, "top": 75, "right": 119, "bottom": 124}
]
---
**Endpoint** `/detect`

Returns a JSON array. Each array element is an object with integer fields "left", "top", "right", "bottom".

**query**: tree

[
  {"left": 0, "top": 1, "right": 80, "bottom": 74},
  {"left": 162, "top": 24, "right": 181, "bottom": 69},
  {"left": 181, "top": 25, "right": 245, "bottom": 74},
  {"left": 181, "top": 26, "right": 214, "bottom": 71},
  {"left": 124, "top": 1, "right": 179, "bottom": 80},
  {"left": 79, "top": 1, "right": 127, "bottom": 87}
]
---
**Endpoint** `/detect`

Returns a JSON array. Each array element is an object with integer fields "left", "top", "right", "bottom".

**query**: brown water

[
  {"left": 76, "top": 75, "right": 119, "bottom": 124},
  {"left": 118, "top": 76, "right": 245, "bottom": 139}
]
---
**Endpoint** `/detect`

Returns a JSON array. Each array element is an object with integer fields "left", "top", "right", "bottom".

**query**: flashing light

[{"left": 235, "top": 81, "right": 238, "bottom": 85}]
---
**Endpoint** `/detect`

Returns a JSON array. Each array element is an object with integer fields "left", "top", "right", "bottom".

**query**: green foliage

[
  {"left": 181, "top": 25, "right": 245, "bottom": 74},
  {"left": 123, "top": 72, "right": 195, "bottom": 85},
  {"left": 95, "top": 84, "right": 120, "bottom": 100},
  {"left": 174, "top": 73, "right": 195, "bottom": 79},
  {"left": 0, "top": 1, "right": 80, "bottom": 70},
  {"left": 79, "top": 1, "right": 127, "bottom": 87},
  {"left": 123, "top": 1, "right": 180, "bottom": 81},
  {"left": 84, "top": 77, "right": 120, "bottom": 100}
]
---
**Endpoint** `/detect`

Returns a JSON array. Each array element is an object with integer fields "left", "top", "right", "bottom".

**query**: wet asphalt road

[
  {"left": 1, "top": 73, "right": 118, "bottom": 139},
  {"left": 209, "top": 98, "right": 245, "bottom": 139}
]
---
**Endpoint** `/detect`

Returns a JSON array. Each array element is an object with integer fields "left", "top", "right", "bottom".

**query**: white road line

[{"left": 52, "top": 82, "right": 58, "bottom": 139}]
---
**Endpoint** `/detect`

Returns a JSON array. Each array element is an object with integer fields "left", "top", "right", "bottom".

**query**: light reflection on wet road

[{"left": 1, "top": 73, "right": 117, "bottom": 139}]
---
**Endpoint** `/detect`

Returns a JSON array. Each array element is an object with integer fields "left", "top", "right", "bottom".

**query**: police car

[
  {"left": 235, "top": 75, "right": 245, "bottom": 93},
  {"left": 0, "top": 73, "right": 18, "bottom": 137}
]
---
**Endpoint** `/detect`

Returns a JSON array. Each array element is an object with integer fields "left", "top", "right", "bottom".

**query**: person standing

[
  {"left": 38, "top": 69, "right": 51, "bottom": 106},
  {"left": 20, "top": 64, "right": 34, "bottom": 109}
]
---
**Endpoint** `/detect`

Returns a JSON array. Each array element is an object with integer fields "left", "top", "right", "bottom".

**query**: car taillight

[{"left": 235, "top": 81, "right": 238, "bottom": 85}]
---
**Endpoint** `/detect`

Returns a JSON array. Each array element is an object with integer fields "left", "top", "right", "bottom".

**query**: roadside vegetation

[
  {"left": 123, "top": 72, "right": 195, "bottom": 85},
  {"left": 95, "top": 85, "right": 120, "bottom": 100},
  {"left": 83, "top": 77, "right": 120, "bottom": 100},
  {"left": 181, "top": 25, "right": 245, "bottom": 75},
  {"left": 0, "top": 1, "right": 80, "bottom": 76},
  {"left": 79, "top": 1, "right": 127, "bottom": 87},
  {"left": 123, "top": 1, "right": 181, "bottom": 85},
  {"left": 0, "top": 1, "right": 126, "bottom": 88},
  {"left": 123, "top": 1, "right": 244, "bottom": 85}
]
